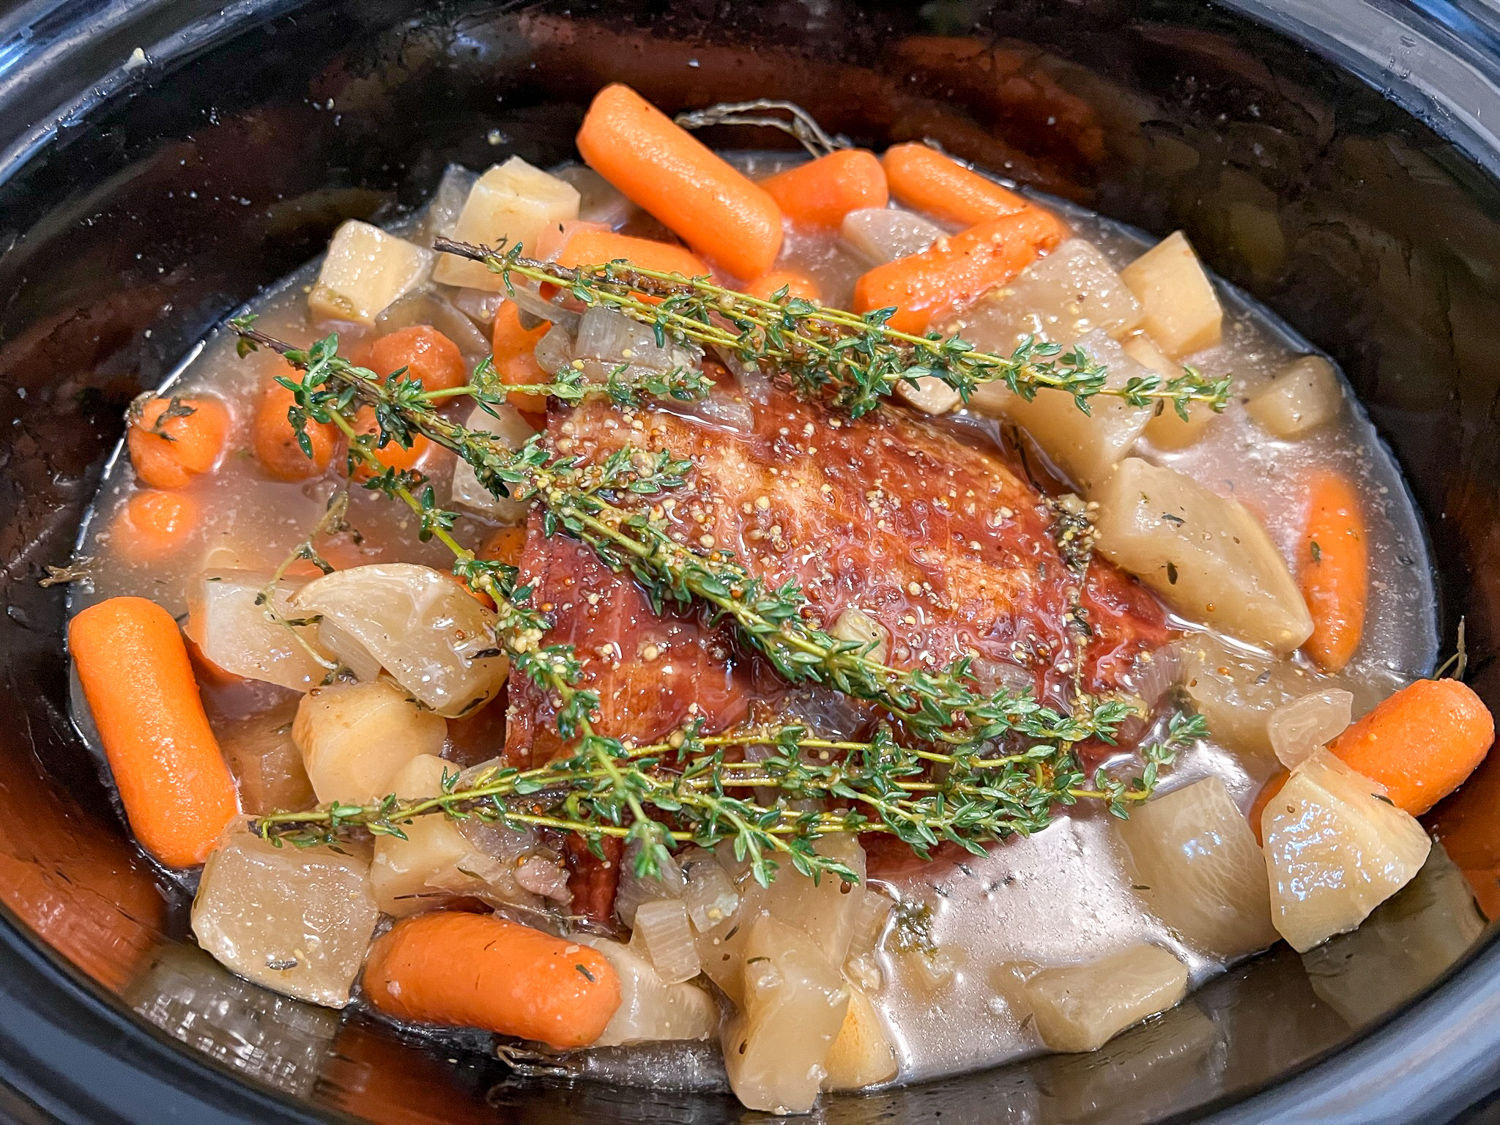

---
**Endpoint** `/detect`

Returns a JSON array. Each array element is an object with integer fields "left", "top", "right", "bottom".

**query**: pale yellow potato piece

[
  {"left": 1093, "top": 458, "right": 1313, "bottom": 652},
  {"left": 370, "top": 754, "right": 478, "bottom": 915},
  {"left": 1020, "top": 945, "right": 1188, "bottom": 1052},
  {"left": 293, "top": 679, "right": 447, "bottom": 804},
  {"left": 191, "top": 826, "right": 379, "bottom": 1007},
  {"left": 1262, "top": 749, "right": 1431, "bottom": 953},
  {"left": 433, "top": 157, "right": 581, "bottom": 289},
  {"left": 722, "top": 914, "right": 850, "bottom": 1114},
  {"left": 1120, "top": 231, "right": 1222, "bottom": 358},
  {"left": 974, "top": 238, "right": 1144, "bottom": 348},
  {"left": 308, "top": 220, "right": 433, "bottom": 326},
  {"left": 1127, "top": 334, "right": 1217, "bottom": 449},
  {"left": 1118, "top": 776, "right": 1278, "bottom": 957},
  {"left": 824, "top": 980, "right": 899, "bottom": 1090},
  {"left": 1246, "top": 355, "right": 1343, "bottom": 437},
  {"left": 1000, "top": 330, "right": 1155, "bottom": 493}
]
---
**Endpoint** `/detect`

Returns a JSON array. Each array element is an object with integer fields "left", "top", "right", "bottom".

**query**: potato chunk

[
  {"left": 1177, "top": 635, "right": 1332, "bottom": 756},
  {"left": 824, "top": 980, "right": 899, "bottom": 1090},
  {"left": 191, "top": 826, "right": 379, "bottom": 1007},
  {"left": 370, "top": 754, "right": 478, "bottom": 915},
  {"left": 432, "top": 157, "right": 581, "bottom": 290},
  {"left": 1117, "top": 776, "right": 1278, "bottom": 957},
  {"left": 976, "top": 238, "right": 1144, "bottom": 348},
  {"left": 184, "top": 570, "right": 332, "bottom": 692},
  {"left": 1246, "top": 355, "right": 1343, "bottom": 437},
  {"left": 1120, "top": 231, "right": 1222, "bottom": 358},
  {"left": 448, "top": 403, "right": 537, "bottom": 523},
  {"left": 840, "top": 207, "right": 943, "bottom": 265},
  {"left": 722, "top": 915, "right": 850, "bottom": 1114},
  {"left": 220, "top": 703, "right": 313, "bottom": 815},
  {"left": 1093, "top": 458, "right": 1313, "bottom": 652},
  {"left": 292, "top": 679, "right": 446, "bottom": 804},
  {"left": 1262, "top": 749, "right": 1431, "bottom": 952},
  {"left": 308, "top": 221, "right": 433, "bottom": 326},
  {"left": 1017, "top": 945, "right": 1188, "bottom": 1052},
  {"left": 577, "top": 935, "right": 718, "bottom": 1047},
  {"left": 1126, "top": 334, "right": 1217, "bottom": 449}
]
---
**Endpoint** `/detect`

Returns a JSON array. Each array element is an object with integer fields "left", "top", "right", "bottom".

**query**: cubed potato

[
  {"left": 998, "top": 330, "right": 1155, "bottom": 493},
  {"left": 1246, "top": 355, "right": 1343, "bottom": 437},
  {"left": 191, "top": 826, "right": 379, "bottom": 1007},
  {"left": 823, "top": 980, "right": 899, "bottom": 1090},
  {"left": 292, "top": 679, "right": 447, "bottom": 804},
  {"left": 370, "top": 754, "right": 480, "bottom": 915},
  {"left": 972, "top": 238, "right": 1144, "bottom": 349},
  {"left": 1126, "top": 334, "right": 1217, "bottom": 449},
  {"left": 722, "top": 914, "right": 850, "bottom": 1114},
  {"left": 1176, "top": 635, "right": 1331, "bottom": 756},
  {"left": 220, "top": 703, "right": 314, "bottom": 815},
  {"left": 432, "top": 157, "right": 581, "bottom": 290},
  {"left": 308, "top": 221, "right": 434, "bottom": 326},
  {"left": 292, "top": 563, "right": 509, "bottom": 717},
  {"left": 1119, "top": 231, "right": 1222, "bottom": 358},
  {"left": 449, "top": 403, "right": 537, "bottom": 523},
  {"left": 894, "top": 375, "right": 962, "bottom": 415},
  {"left": 577, "top": 935, "right": 718, "bottom": 1047},
  {"left": 1117, "top": 776, "right": 1278, "bottom": 957},
  {"left": 1262, "top": 749, "right": 1431, "bottom": 952},
  {"left": 1017, "top": 945, "right": 1188, "bottom": 1052},
  {"left": 840, "top": 207, "right": 943, "bottom": 265},
  {"left": 184, "top": 570, "right": 333, "bottom": 692},
  {"left": 1093, "top": 458, "right": 1313, "bottom": 652}
]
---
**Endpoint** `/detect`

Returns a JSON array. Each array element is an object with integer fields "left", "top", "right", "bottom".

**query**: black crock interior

[{"left": 3, "top": 2, "right": 1500, "bottom": 1122}]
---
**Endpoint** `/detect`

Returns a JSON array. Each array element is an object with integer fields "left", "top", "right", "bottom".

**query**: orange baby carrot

[
  {"left": 745, "top": 269, "right": 821, "bottom": 304},
  {"left": 252, "top": 368, "right": 339, "bottom": 481},
  {"left": 1299, "top": 470, "right": 1368, "bottom": 672},
  {"left": 576, "top": 84, "right": 784, "bottom": 279},
  {"left": 69, "top": 597, "right": 239, "bottom": 867},
  {"left": 127, "top": 396, "right": 229, "bottom": 489},
  {"left": 760, "top": 149, "right": 889, "bottom": 229},
  {"left": 492, "top": 302, "right": 552, "bottom": 416},
  {"left": 853, "top": 208, "right": 1064, "bottom": 333},
  {"left": 555, "top": 225, "right": 710, "bottom": 278},
  {"left": 368, "top": 325, "right": 467, "bottom": 394},
  {"left": 362, "top": 912, "right": 620, "bottom": 1049},
  {"left": 1331, "top": 678, "right": 1494, "bottom": 815},
  {"left": 113, "top": 489, "right": 198, "bottom": 562},
  {"left": 882, "top": 143, "right": 1031, "bottom": 227},
  {"left": 348, "top": 405, "right": 434, "bottom": 482}
]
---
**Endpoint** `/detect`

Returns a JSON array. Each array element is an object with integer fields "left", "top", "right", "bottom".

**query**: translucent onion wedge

[
  {"left": 632, "top": 898, "right": 701, "bottom": 985},
  {"left": 678, "top": 847, "right": 738, "bottom": 933},
  {"left": 1017, "top": 945, "right": 1188, "bottom": 1053},
  {"left": 576, "top": 935, "right": 718, "bottom": 1047},
  {"left": 614, "top": 843, "right": 684, "bottom": 928},
  {"left": 184, "top": 570, "right": 331, "bottom": 691},
  {"left": 1267, "top": 688, "right": 1354, "bottom": 769}
]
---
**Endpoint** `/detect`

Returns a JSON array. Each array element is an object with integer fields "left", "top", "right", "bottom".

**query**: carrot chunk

[
  {"left": 362, "top": 912, "right": 620, "bottom": 1049},
  {"left": 69, "top": 597, "right": 239, "bottom": 866},
  {"left": 761, "top": 149, "right": 888, "bottom": 229},
  {"left": 348, "top": 405, "right": 434, "bottom": 481},
  {"left": 882, "top": 143, "right": 1031, "bottom": 227},
  {"left": 1331, "top": 678, "right": 1494, "bottom": 815},
  {"left": 127, "top": 396, "right": 229, "bottom": 489},
  {"left": 113, "top": 489, "right": 198, "bottom": 562},
  {"left": 555, "top": 225, "right": 710, "bottom": 278},
  {"left": 852, "top": 208, "right": 1064, "bottom": 333},
  {"left": 1299, "top": 470, "right": 1368, "bottom": 672},
  {"left": 367, "top": 325, "right": 467, "bottom": 394},
  {"left": 576, "top": 84, "right": 783, "bottom": 279},
  {"left": 745, "top": 269, "right": 821, "bottom": 304},
  {"left": 492, "top": 302, "right": 552, "bottom": 416},
  {"left": 252, "top": 367, "right": 339, "bottom": 481}
]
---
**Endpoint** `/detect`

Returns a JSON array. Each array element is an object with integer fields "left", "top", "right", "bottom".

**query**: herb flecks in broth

[{"left": 433, "top": 237, "right": 1232, "bottom": 420}]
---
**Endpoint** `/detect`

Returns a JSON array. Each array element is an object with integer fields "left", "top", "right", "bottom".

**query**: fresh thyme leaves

[
  {"left": 253, "top": 715, "right": 1205, "bottom": 888},
  {"left": 432, "top": 237, "right": 1233, "bottom": 420}
]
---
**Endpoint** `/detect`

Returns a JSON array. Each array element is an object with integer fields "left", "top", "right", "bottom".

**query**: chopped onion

[
  {"left": 1268, "top": 688, "right": 1354, "bottom": 768},
  {"left": 375, "top": 290, "right": 491, "bottom": 358},
  {"left": 418, "top": 163, "right": 478, "bottom": 243},
  {"left": 615, "top": 843, "right": 685, "bottom": 927},
  {"left": 969, "top": 657, "right": 1035, "bottom": 697},
  {"left": 506, "top": 284, "right": 579, "bottom": 333},
  {"left": 671, "top": 390, "right": 755, "bottom": 434},
  {"left": 555, "top": 164, "right": 636, "bottom": 227},
  {"left": 316, "top": 619, "right": 381, "bottom": 682},
  {"left": 632, "top": 898, "right": 701, "bottom": 985},
  {"left": 846, "top": 887, "right": 893, "bottom": 960},
  {"left": 449, "top": 403, "right": 536, "bottom": 523},
  {"left": 1128, "top": 643, "right": 1184, "bottom": 707},
  {"left": 832, "top": 606, "right": 889, "bottom": 665},
  {"left": 533, "top": 322, "right": 574, "bottom": 376},
  {"left": 678, "top": 847, "right": 738, "bottom": 932},
  {"left": 573, "top": 306, "right": 702, "bottom": 375},
  {"left": 448, "top": 287, "right": 505, "bottom": 328}
]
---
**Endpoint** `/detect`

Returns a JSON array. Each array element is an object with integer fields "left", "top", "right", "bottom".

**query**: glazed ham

[{"left": 504, "top": 384, "right": 1168, "bottom": 776}]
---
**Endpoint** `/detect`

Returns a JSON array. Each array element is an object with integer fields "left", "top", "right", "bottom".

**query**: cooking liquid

[{"left": 70, "top": 158, "right": 1438, "bottom": 1091}]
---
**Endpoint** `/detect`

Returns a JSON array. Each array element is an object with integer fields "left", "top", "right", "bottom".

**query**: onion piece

[
  {"left": 614, "top": 843, "right": 685, "bottom": 928},
  {"left": 374, "top": 290, "right": 491, "bottom": 358},
  {"left": 573, "top": 306, "right": 702, "bottom": 375},
  {"left": 846, "top": 887, "right": 893, "bottom": 960},
  {"left": 1267, "top": 688, "right": 1354, "bottom": 768},
  {"left": 533, "top": 322, "right": 574, "bottom": 376},
  {"left": 184, "top": 569, "right": 331, "bottom": 691},
  {"left": 506, "top": 283, "right": 580, "bottom": 333},
  {"left": 840, "top": 207, "right": 943, "bottom": 266},
  {"left": 448, "top": 403, "right": 537, "bottom": 524},
  {"left": 678, "top": 847, "right": 738, "bottom": 932},
  {"left": 670, "top": 389, "right": 756, "bottom": 433},
  {"left": 448, "top": 287, "right": 504, "bottom": 327},
  {"left": 632, "top": 898, "right": 701, "bottom": 985}
]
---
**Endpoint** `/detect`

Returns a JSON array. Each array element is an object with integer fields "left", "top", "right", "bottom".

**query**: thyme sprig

[
  {"left": 254, "top": 713, "right": 1205, "bottom": 887},
  {"left": 434, "top": 237, "right": 1232, "bottom": 420}
]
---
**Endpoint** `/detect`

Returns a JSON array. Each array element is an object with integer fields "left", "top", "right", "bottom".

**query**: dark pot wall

[{"left": 0, "top": 2, "right": 1499, "bottom": 1123}]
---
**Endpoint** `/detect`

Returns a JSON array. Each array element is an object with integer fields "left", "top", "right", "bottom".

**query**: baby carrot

[
  {"left": 127, "top": 396, "right": 229, "bottom": 489},
  {"left": 882, "top": 143, "right": 1031, "bottom": 227},
  {"left": 554, "top": 224, "right": 710, "bottom": 278},
  {"left": 69, "top": 597, "right": 239, "bottom": 867},
  {"left": 1299, "top": 469, "right": 1368, "bottom": 672},
  {"left": 492, "top": 302, "right": 552, "bottom": 416},
  {"left": 853, "top": 207, "right": 1064, "bottom": 333},
  {"left": 576, "top": 84, "right": 784, "bottom": 279},
  {"left": 367, "top": 325, "right": 467, "bottom": 394},
  {"left": 252, "top": 367, "right": 339, "bottom": 481},
  {"left": 112, "top": 489, "right": 198, "bottom": 562},
  {"left": 745, "top": 269, "right": 821, "bottom": 304},
  {"left": 348, "top": 405, "right": 434, "bottom": 482},
  {"left": 760, "top": 149, "right": 889, "bottom": 229},
  {"left": 362, "top": 912, "right": 620, "bottom": 1049},
  {"left": 1331, "top": 678, "right": 1494, "bottom": 815}
]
